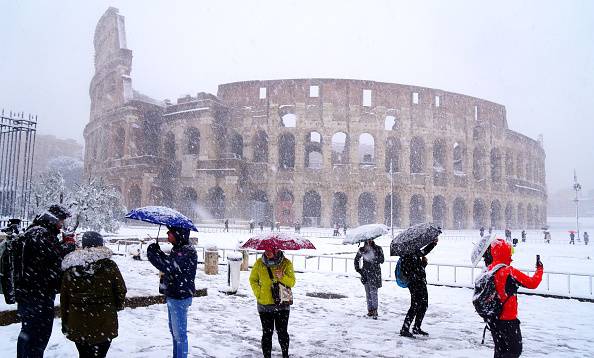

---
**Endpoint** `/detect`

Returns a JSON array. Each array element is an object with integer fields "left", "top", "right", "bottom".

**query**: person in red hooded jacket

[{"left": 488, "top": 238, "right": 543, "bottom": 358}]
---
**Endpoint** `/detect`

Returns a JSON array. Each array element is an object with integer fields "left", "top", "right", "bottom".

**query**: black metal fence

[{"left": 0, "top": 110, "right": 37, "bottom": 219}]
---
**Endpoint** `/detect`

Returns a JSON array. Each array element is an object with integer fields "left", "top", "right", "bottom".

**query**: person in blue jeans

[{"left": 147, "top": 226, "right": 197, "bottom": 358}]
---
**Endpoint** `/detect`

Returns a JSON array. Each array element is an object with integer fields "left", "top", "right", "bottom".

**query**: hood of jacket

[
  {"left": 490, "top": 238, "right": 512, "bottom": 266},
  {"left": 61, "top": 246, "right": 113, "bottom": 272}
]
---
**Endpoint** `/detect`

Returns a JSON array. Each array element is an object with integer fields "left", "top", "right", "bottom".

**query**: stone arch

[
  {"left": 185, "top": 127, "right": 200, "bottom": 155},
  {"left": 179, "top": 187, "right": 198, "bottom": 219},
  {"left": 331, "top": 132, "right": 349, "bottom": 165},
  {"left": 332, "top": 192, "right": 348, "bottom": 226},
  {"left": 410, "top": 137, "right": 426, "bottom": 174},
  {"left": 248, "top": 190, "right": 271, "bottom": 224},
  {"left": 385, "top": 137, "right": 400, "bottom": 172},
  {"left": 278, "top": 106, "right": 297, "bottom": 127},
  {"left": 384, "top": 194, "right": 401, "bottom": 228},
  {"left": 453, "top": 141, "right": 466, "bottom": 174},
  {"left": 278, "top": 133, "right": 295, "bottom": 169},
  {"left": 304, "top": 131, "right": 323, "bottom": 169},
  {"left": 384, "top": 114, "right": 398, "bottom": 131},
  {"left": 473, "top": 147, "right": 486, "bottom": 181},
  {"left": 207, "top": 186, "right": 225, "bottom": 219},
  {"left": 490, "top": 148, "right": 503, "bottom": 183},
  {"left": 517, "top": 203, "right": 525, "bottom": 228},
  {"left": 113, "top": 126, "right": 125, "bottom": 158},
  {"left": 473, "top": 198, "right": 487, "bottom": 229},
  {"left": 505, "top": 202, "right": 515, "bottom": 228},
  {"left": 230, "top": 133, "right": 243, "bottom": 159},
  {"left": 490, "top": 199, "right": 502, "bottom": 229},
  {"left": 163, "top": 131, "right": 176, "bottom": 158},
  {"left": 302, "top": 190, "right": 322, "bottom": 227},
  {"left": 253, "top": 130, "right": 268, "bottom": 162},
  {"left": 128, "top": 184, "right": 141, "bottom": 210},
  {"left": 473, "top": 126, "right": 485, "bottom": 141},
  {"left": 527, "top": 204, "right": 534, "bottom": 229},
  {"left": 358, "top": 192, "right": 376, "bottom": 225},
  {"left": 358, "top": 133, "right": 375, "bottom": 164},
  {"left": 505, "top": 149, "right": 514, "bottom": 177},
  {"left": 432, "top": 195, "right": 447, "bottom": 228},
  {"left": 453, "top": 197, "right": 467, "bottom": 229},
  {"left": 276, "top": 189, "right": 294, "bottom": 225},
  {"left": 410, "top": 194, "right": 426, "bottom": 225},
  {"left": 432, "top": 139, "right": 447, "bottom": 172}
]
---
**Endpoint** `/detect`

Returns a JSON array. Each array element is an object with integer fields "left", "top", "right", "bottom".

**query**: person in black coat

[
  {"left": 147, "top": 226, "right": 197, "bottom": 358},
  {"left": 15, "top": 207, "right": 75, "bottom": 357},
  {"left": 354, "top": 239, "right": 384, "bottom": 319},
  {"left": 399, "top": 239, "right": 438, "bottom": 338}
]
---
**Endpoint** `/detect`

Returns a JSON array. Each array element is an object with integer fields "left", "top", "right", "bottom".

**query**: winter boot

[
  {"left": 400, "top": 328, "right": 415, "bottom": 338},
  {"left": 372, "top": 309, "right": 378, "bottom": 319},
  {"left": 367, "top": 310, "right": 373, "bottom": 317},
  {"left": 412, "top": 327, "right": 429, "bottom": 336}
]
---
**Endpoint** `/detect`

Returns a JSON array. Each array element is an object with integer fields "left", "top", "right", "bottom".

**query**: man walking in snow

[
  {"left": 15, "top": 205, "right": 75, "bottom": 357},
  {"left": 569, "top": 231, "right": 575, "bottom": 244}
]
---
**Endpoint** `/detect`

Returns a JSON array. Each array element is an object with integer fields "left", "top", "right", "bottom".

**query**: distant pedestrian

[
  {"left": 271, "top": 221, "right": 275, "bottom": 232},
  {"left": 249, "top": 248, "right": 295, "bottom": 358},
  {"left": 488, "top": 227, "right": 493, "bottom": 235},
  {"left": 147, "top": 227, "right": 198, "bottom": 358},
  {"left": 249, "top": 219, "right": 255, "bottom": 233},
  {"left": 521, "top": 230, "right": 527, "bottom": 243},
  {"left": 544, "top": 231, "right": 551, "bottom": 244},
  {"left": 354, "top": 240, "right": 384, "bottom": 319},
  {"left": 276, "top": 222, "right": 281, "bottom": 232},
  {"left": 61, "top": 231, "right": 127, "bottom": 358},
  {"left": 259, "top": 221, "right": 264, "bottom": 232},
  {"left": 294, "top": 221, "right": 301, "bottom": 234},
  {"left": 584, "top": 232, "right": 589, "bottom": 245},
  {"left": 569, "top": 231, "right": 575, "bottom": 245},
  {"left": 479, "top": 226, "right": 485, "bottom": 237},
  {"left": 333, "top": 223, "right": 340, "bottom": 236},
  {"left": 224, "top": 219, "right": 229, "bottom": 232},
  {"left": 505, "top": 228, "right": 512, "bottom": 242},
  {"left": 343, "top": 223, "right": 347, "bottom": 235},
  {"left": 399, "top": 239, "right": 438, "bottom": 338}
]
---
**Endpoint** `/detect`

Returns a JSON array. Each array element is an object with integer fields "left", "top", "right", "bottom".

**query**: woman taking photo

[
  {"left": 249, "top": 248, "right": 295, "bottom": 358},
  {"left": 354, "top": 239, "right": 384, "bottom": 319}
]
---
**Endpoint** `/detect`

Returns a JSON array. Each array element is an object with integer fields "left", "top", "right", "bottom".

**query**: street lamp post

[
  {"left": 390, "top": 160, "right": 394, "bottom": 238},
  {"left": 573, "top": 170, "right": 582, "bottom": 241}
]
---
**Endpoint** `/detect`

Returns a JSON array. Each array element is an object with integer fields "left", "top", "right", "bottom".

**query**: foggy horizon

[{"left": 1, "top": 0, "right": 593, "bottom": 193}]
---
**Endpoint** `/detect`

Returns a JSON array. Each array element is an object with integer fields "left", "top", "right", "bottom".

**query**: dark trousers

[
  {"left": 17, "top": 295, "right": 55, "bottom": 358},
  {"left": 402, "top": 283, "right": 428, "bottom": 331},
  {"left": 489, "top": 319, "right": 522, "bottom": 358},
  {"left": 259, "top": 310, "right": 290, "bottom": 358},
  {"left": 75, "top": 341, "right": 111, "bottom": 358}
]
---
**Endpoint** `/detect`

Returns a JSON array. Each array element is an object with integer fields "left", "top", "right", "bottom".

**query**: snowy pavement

[{"left": 1, "top": 255, "right": 593, "bottom": 357}]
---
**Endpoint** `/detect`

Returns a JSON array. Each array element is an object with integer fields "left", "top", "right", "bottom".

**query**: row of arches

[{"left": 125, "top": 183, "right": 544, "bottom": 229}]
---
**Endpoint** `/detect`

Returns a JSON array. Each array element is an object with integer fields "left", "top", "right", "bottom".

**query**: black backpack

[
  {"left": 0, "top": 233, "right": 25, "bottom": 304},
  {"left": 473, "top": 264, "right": 510, "bottom": 322}
]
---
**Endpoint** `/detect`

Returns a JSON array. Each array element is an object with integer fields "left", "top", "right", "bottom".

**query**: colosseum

[{"left": 84, "top": 8, "right": 547, "bottom": 230}]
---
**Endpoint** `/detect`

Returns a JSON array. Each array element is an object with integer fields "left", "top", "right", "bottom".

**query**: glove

[
  {"left": 147, "top": 243, "right": 160, "bottom": 252},
  {"left": 62, "top": 233, "right": 76, "bottom": 244},
  {"left": 536, "top": 260, "right": 543, "bottom": 269}
]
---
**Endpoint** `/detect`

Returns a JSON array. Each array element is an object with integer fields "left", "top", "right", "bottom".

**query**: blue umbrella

[{"left": 125, "top": 206, "right": 198, "bottom": 233}]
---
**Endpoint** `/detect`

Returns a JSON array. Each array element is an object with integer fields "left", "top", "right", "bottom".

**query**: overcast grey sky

[{"left": 1, "top": 0, "right": 593, "bottom": 193}]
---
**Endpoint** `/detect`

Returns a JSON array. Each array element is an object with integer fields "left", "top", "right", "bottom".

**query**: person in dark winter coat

[
  {"left": 584, "top": 232, "right": 589, "bottom": 245},
  {"left": 488, "top": 238, "right": 543, "bottom": 358},
  {"left": 15, "top": 208, "right": 75, "bottom": 358},
  {"left": 569, "top": 232, "right": 575, "bottom": 244},
  {"left": 61, "top": 231, "right": 127, "bottom": 358},
  {"left": 147, "top": 226, "right": 197, "bottom": 358},
  {"left": 521, "top": 230, "right": 527, "bottom": 243},
  {"left": 480, "top": 226, "right": 485, "bottom": 237},
  {"left": 354, "top": 239, "right": 384, "bottom": 319},
  {"left": 399, "top": 239, "right": 438, "bottom": 338}
]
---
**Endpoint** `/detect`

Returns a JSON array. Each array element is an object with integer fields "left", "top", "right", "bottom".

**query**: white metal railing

[{"left": 107, "top": 239, "right": 593, "bottom": 300}]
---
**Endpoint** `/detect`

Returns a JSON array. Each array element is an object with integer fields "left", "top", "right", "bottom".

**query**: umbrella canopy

[
  {"left": 470, "top": 234, "right": 493, "bottom": 267},
  {"left": 343, "top": 224, "right": 388, "bottom": 245},
  {"left": 240, "top": 232, "right": 316, "bottom": 251},
  {"left": 390, "top": 223, "right": 441, "bottom": 256},
  {"left": 125, "top": 206, "right": 198, "bottom": 231}
]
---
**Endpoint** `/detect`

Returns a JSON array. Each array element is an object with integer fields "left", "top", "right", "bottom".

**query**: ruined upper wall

[
  {"left": 217, "top": 78, "right": 509, "bottom": 129},
  {"left": 93, "top": 7, "right": 128, "bottom": 71}
]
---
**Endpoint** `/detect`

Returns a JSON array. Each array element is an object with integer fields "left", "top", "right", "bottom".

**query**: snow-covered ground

[{"left": 1, "top": 217, "right": 593, "bottom": 356}]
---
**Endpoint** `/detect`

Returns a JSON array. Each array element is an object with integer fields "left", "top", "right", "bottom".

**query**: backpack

[
  {"left": 472, "top": 264, "right": 509, "bottom": 322},
  {"left": 0, "top": 233, "right": 25, "bottom": 304},
  {"left": 395, "top": 257, "right": 409, "bottom": 288}
]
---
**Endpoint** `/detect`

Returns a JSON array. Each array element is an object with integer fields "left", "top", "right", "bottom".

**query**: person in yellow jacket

[{"left": 249, "top": 248, "right": 295, "bottom": 358}]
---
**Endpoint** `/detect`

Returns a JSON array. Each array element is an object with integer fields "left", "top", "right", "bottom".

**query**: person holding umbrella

[
  {"left": 147, "top": 226, "right": 197, "bottom": 358},
  {"left": 243, "top": 232, "right": 314, "bottom": 358},
  {"left": 354, "top": 239, "right": 384, "bottom": 319}
]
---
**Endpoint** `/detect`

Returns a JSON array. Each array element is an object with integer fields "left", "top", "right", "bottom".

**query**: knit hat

[
  {"left": 48, "top": 204, "right": 71, "bottom": 220},
  {"left": 82, "top": 231, "right": 104, "bottom": 248}
]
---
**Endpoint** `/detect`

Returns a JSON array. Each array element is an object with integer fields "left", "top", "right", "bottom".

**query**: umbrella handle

[{"left": 156, "top": 225, "right": 161, "bottom": 245}]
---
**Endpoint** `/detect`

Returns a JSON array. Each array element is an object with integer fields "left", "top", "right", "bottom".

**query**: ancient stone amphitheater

[{"left": 84, "top": 8, "right": 546, "bottom": 230}]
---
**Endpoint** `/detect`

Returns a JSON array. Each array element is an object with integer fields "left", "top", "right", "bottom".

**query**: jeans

[
  {"left": 489, "top": 319, "right": 523, "bottom": 358},
  {"left": 167, "top": 297, "right": 192, "bottom": 358},
  {"left": 259, "top": 310, "right": 290, "bottom": 358},
  {"left": 17, "top": 295, "right": 55, "bottom": 358},
  {"left": 402, "top": 283, "right": 428, "bottom": 331},
  {"left": 75, "top": 340, "right": 111, "bottom": 358},
  {"left": 364, "top": 284, "right": 378, "bottom": 311}
]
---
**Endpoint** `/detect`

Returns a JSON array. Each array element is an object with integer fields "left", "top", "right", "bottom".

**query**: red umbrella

[
  {"left": 568, "top": 230, "right": 576, "bottom": 234},
  {"left": 240, "top": 232, "right": 316, "bottom": 251}
]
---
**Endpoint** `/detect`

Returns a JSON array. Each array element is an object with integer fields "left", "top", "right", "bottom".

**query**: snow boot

[
  {"left": 372, "top": 309, "right": 378, "bottom": 320},
  {"left": 412, "top": 327, "right": 429, "bottom": 336},
  {"left": 400, "top": 329, "right": 415, "bottom": 338},
  {"left": 367, "top": 310, "right": 373, "bottom": 317}
]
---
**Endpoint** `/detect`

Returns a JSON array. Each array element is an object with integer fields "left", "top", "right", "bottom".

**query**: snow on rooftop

[{"left": 163, "top": 107, "right": 209, "bottom": 117}]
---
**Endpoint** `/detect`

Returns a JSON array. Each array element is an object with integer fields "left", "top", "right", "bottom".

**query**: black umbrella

[{"left": 390, "top": 223, "right": 441, "bottom": 256}]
